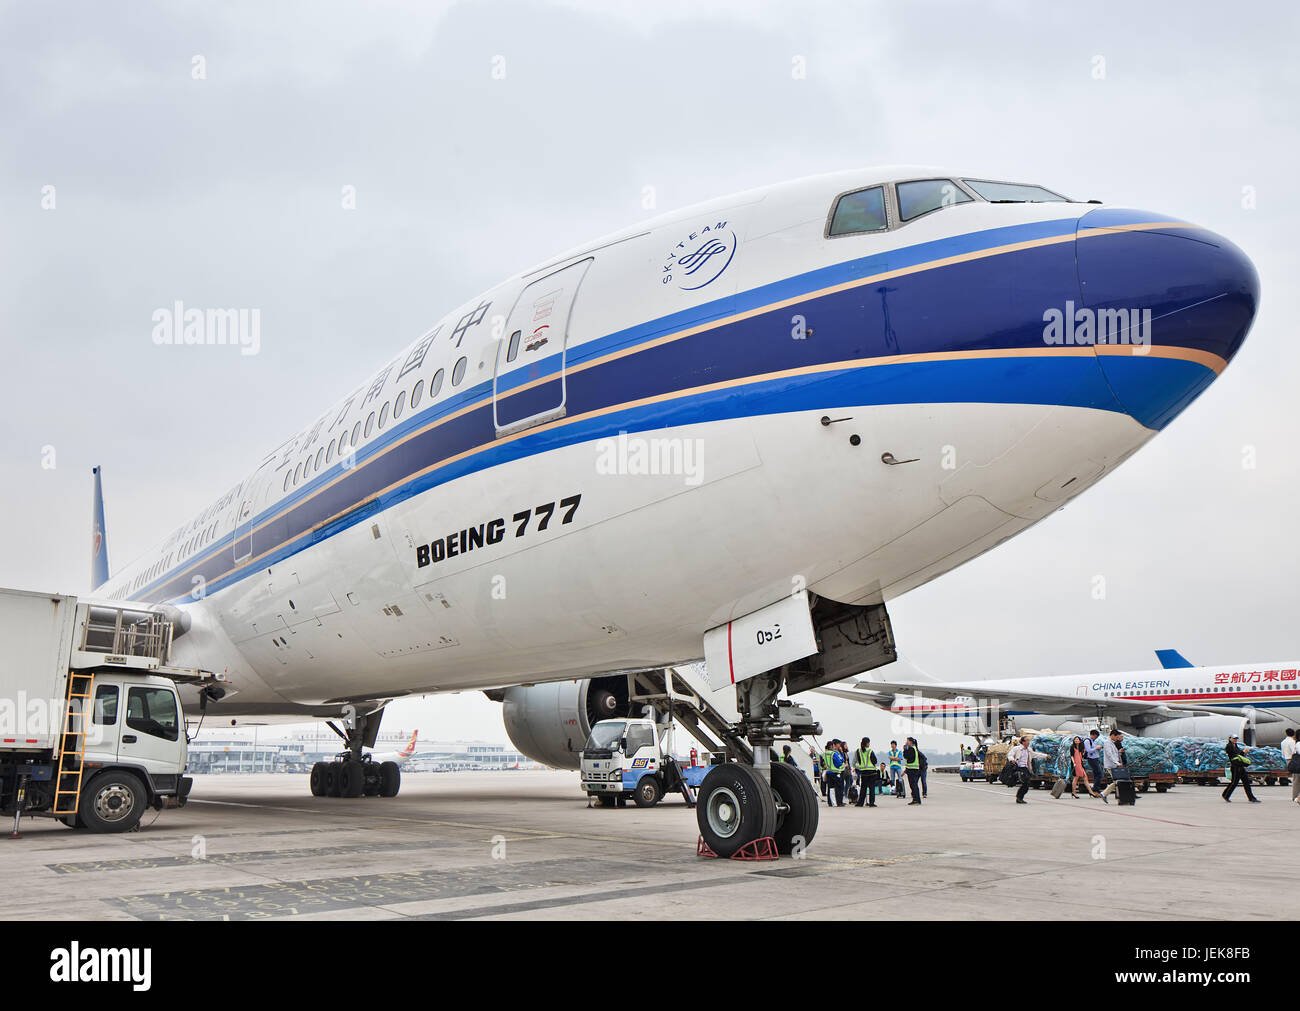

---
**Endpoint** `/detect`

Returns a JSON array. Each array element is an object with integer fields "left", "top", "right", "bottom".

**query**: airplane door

[
  {"left": 233, "top": 459, "right": 276, "bottom": 564},
  {"left": 493, "top": 258, "right": 592, "bottom": 437}
]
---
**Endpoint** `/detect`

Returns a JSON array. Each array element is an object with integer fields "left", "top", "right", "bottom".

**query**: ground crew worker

[
  {"left": 853, "top": 737, "right": 878, "bottom": 807},
  {"left": 902, "top": 736, "right": 923, "bottom": 805},
  {"left": 1222, "top": 734, "right": 1261, "bottom": 803},
  {"left": 888, "top": 741, "right": 905, "bottom": 799},
  {"left": 823, "top": 741, "right": 845, "bottom": 807},
  {"left": 810, "top": 745, "right": 823, "bottom": 794},
  {"left": 781, "top": 744, "right": 796, "bottom": 766}
]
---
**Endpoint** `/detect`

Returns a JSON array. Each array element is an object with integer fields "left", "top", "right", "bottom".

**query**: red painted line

[{"left": 727, "top": 621, "right": 735, "bottom": 684}]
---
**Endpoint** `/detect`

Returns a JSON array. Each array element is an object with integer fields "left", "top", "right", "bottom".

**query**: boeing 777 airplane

[
  {"left": 80, "top": 166, "right": 1258, "bottom": 854},
  {"left": 820, "top": 649, "right": 1299, "bottom": 745}
]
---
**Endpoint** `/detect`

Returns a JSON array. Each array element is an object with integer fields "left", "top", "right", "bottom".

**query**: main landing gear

[
  {"left": 694, "top": 595, "right": 897, "bottom": 858},
  {"left": 308, "top": 707, "right": 402, "bottom": 799}
]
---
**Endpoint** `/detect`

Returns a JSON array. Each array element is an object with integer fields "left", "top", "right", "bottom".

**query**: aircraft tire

[
  {"left": 768, "top": 760, "right": 818, "bottom": 855},
  {"left": 324, "top": 763, "right": 341, "bottom": 797},
  {"left": 379, "top": 761, "right": 401, "bottom": 797},
  {"left": 309, "top": 762, "right": 329, "bottom": 797},
  {"left": 696, "top": 764, "right": 777, "bottom": 858},
  {"left": 339, "top": 760, "right": 365, "bottom": 798}
]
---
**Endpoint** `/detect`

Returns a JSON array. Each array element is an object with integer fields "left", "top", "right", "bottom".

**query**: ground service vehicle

[
  {"left": 580, "top": 717, "right": 711, "bottom": 808},
  {"left": 0, "top": 588, "right": 221, "bottom": 834}
]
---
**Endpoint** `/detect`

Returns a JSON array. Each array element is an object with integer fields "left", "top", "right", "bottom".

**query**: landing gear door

[
  {"left": 701, "top": 592, "right": 820, "bottom": 692},
  {"left": 493, "top": 257, "right": 593, "bottom": 438}
]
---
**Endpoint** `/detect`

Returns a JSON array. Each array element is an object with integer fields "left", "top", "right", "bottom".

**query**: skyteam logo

[{"left": 662, "top": 221, "right": 737, "bottom": 291}]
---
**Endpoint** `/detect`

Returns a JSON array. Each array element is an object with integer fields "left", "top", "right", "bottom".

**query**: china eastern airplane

[
  {"left": 84, "top": 166, "right": 1258, "bottom": 855},
  {"left": 819, "top": 650, "right": 1300, "bottom": 746}
]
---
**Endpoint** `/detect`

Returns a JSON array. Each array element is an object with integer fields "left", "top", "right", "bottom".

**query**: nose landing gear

[{"left": 694, "top": 594, "right": 897, "bottom": 857}]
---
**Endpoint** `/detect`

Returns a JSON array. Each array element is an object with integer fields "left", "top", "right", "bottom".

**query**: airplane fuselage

[{"left": 94, "top": 167, "right": 1259, "bottom": 721}]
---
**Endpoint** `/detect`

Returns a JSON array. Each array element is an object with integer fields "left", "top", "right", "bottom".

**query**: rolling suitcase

[
  {"left": 1117, "top": 779, "right": 1137, "bottom": 805},
  {"left": 1050, "top": 778, "right": 1067, "bottom": 799}
]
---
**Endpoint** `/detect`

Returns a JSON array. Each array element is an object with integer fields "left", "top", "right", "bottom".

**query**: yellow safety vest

[
  {"left": 905, "top": 747, "right": 920, "bottom": 770},
  {"left": 854, "top": 748, "right": 874, "bottom": 770}
]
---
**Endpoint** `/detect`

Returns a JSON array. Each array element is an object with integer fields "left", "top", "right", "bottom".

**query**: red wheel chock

[{"left": 697, "top": 836, "right": 779, "bottom": 861}]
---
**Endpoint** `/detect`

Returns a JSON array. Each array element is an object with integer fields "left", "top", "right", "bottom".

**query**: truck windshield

[{"left": 585, "top": 721, "right": 625, "bottom": 750}]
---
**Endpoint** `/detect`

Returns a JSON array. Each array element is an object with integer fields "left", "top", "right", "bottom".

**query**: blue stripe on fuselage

[{"left": 133, "top": 215, "right": 1215, "bottom": 604}]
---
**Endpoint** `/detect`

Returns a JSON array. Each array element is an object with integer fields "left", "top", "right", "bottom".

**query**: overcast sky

[{"left": 2, "top": 0, "right": 1297, "bottom": 748}]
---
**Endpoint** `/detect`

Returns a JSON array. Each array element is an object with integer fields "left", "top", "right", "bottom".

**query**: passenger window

[
  {"left": 896, "top": 179, "right": 972, "bottom": 222},
  {"left": 507, "top": 330, "right": 522, "bottom": 363},
  {"left": 351, "top": 421, "right": 362, "bottom": 447},
  {"left": 303, "top": 455, "right": 312, "bottom": 479},
  {"left": 293, "top": 463, "right": 302, "bottom": 486},
  {"left": 452, "top": 357, "right": 467, "bottom": 386},
  {"left": 829, "top": 186, "right": 887, "bottom": 236},
  {"left": 314, "top": 447, "right": 325, "bottom": 471},
  {"left": 364, "top": 412, "right": 375, "bottom": 438},
  {"left": 326, "top": 441, "right": 335, "bottom": 465},
  {"left": 283, "top": 471, "right": 291, "bottom": 493},
  {"left": 378, "top": 401, "right": 390, "bottom": 429},
  {"left": 125, "top": 686, "right": 179, "bottom": 741},
  {"left": 430, "top": 368, "right": 445, "bottom": 398},
  {"left": 411, "top": 379, "right": 424, "bottom": 410},
  {"left": 93, "top": 684, "right": 119, "bottom": 726},
  {"left": 393, "top": 390, "right": 406, "bottom": 420}
]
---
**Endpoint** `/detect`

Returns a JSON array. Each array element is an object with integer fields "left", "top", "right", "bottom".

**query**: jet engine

[{"left": 497, "top": 675, "right": 632, "bottom": 769}]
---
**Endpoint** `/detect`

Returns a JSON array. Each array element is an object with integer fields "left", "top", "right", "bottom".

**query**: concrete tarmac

[{"left": 3, "top": 770, "right": 1294, "bottom": 920}]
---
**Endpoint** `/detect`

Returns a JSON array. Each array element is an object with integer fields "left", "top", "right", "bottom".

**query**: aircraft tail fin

[
  {"left": 400, "top": 730, "right": 418, "bottom": 758},
  {"left": 90, "top": 466, "right": 110, "bottom": 591},
  {"left": 1154, "top": 649, "right": 1194, "bottom": 670}
]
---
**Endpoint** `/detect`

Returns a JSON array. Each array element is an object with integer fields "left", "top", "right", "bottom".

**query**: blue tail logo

[{"left": 91, "top": 466, "right": 110, "bottom": 591}]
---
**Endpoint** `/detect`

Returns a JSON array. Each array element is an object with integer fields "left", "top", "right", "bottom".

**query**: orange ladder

[{"left": 53, "top": 671, "right": 95, "bottom": 815}]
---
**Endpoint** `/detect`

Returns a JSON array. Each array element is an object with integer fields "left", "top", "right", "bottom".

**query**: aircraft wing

[{"left": 814, "top": 678, "right": 1271, "bottom": 723}]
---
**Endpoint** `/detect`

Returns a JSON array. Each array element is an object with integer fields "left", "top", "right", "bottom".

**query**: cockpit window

[
  {"left": 828, "top": 186, "right": 887, "bottom": 236},
  {"left": 896, "top": 179, "right": 973, "bottom": 222},
  {"left": 961, "top": 179, "right": 1068, "bottom": 203}
]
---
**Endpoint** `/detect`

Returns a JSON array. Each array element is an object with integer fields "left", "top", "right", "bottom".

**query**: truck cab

[
  {"left": 579, "top": 717, "right": 709, "bottom": 807},
  {"left": 84, "top": 672, "right": 189, "bottom": 811}
]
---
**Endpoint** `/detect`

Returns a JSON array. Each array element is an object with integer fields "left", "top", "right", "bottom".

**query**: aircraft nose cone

[{"left": 1076, "top": 208, "right": 1259, "bottom": 429}]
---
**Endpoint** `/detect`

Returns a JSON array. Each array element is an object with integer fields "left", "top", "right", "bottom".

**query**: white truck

[
  {"left": 0, "top": 587, "right": 220, "bottom": 834},
  {"left": 579, "top": 716, "right": 713, "bottom": 808}
]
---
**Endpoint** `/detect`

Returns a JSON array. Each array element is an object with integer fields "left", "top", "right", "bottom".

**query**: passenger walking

[
  {"left": 902, "top": 737, "right": 923, "bottom": 806},
  {"left": 1282, "top": 728, "right": 1299, "bottom": 805},
  {"left": 1099, "top": 728, "right": 1125, "bottom": 803},
  {"left": 1084, "top": 729, "right": 1105, "bottom": 793},
  {"left": 853, "top": 738, "right": 878, "bottom": 808},
  {"left": 1222, "top": 734, "right": 1260, "bottom": 803},
  {"left": 1011, "top": 735, "right": 1048, "bottom": 804},
  {"left": 1068, "top": 736, "right": 1102, "bottom": 799},
  {"left": 888, "top": 741, "right": 905, "bottom": 799}
]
